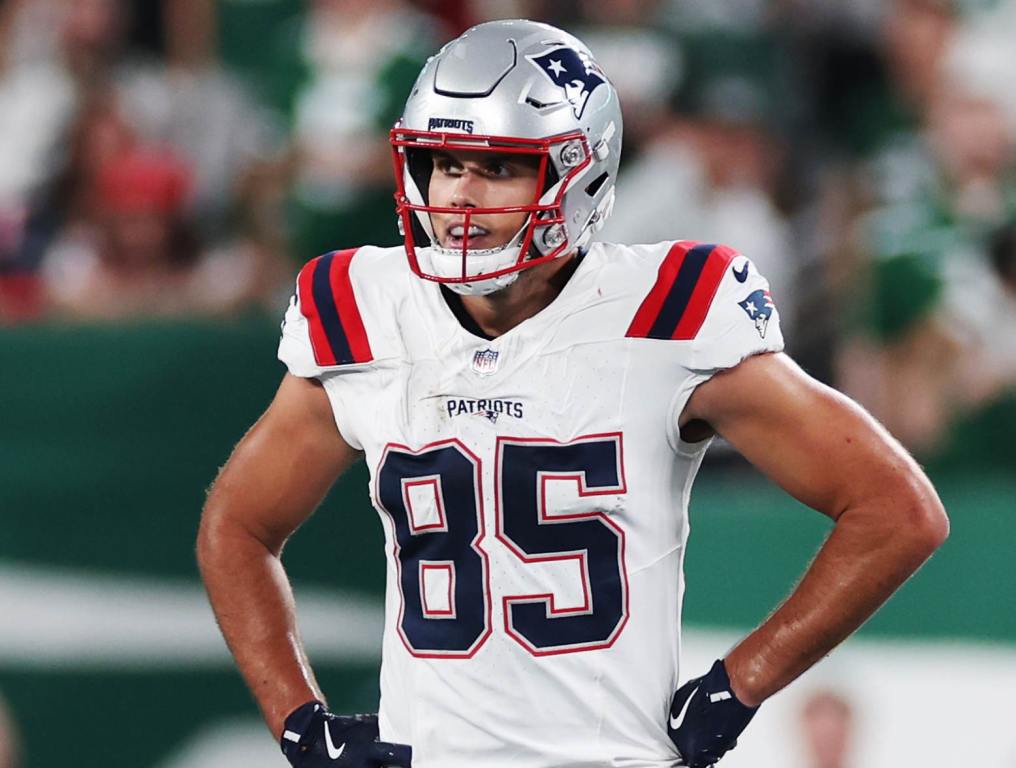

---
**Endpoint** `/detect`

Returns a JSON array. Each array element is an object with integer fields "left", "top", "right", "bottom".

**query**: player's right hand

[
  {"left": 667, "top": 659, "right": 758, "bottom": 767},
  {"left": 280, "top": 701, "right": 412, "bottom": 767}
]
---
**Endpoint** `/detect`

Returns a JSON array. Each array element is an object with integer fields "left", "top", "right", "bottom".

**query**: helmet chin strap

[
  {"left": 424, "top": 221, "right": 530, "bottom": 296},
  {"left": 441, "top": 267, "right": 520, "bottom": 297}
]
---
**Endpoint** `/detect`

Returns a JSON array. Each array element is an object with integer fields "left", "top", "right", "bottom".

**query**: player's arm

[
  {"left": 683, "top": 352, "right": 949, "bottom": 704},
  {"left": 197, "top": 373, "right": 359, "bottom": 739}
]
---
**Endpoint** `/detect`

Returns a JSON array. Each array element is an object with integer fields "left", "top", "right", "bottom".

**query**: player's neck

[{"left": 458, "top": 252, "right": 580, "bottom": 338}]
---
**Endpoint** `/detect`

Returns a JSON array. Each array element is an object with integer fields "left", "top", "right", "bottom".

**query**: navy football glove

[
  {"left": 280, "top": 701, "right": 412, "bottom": 768},
  {"left": 667, "top": 659, "right": 758, "bottom": 767}
]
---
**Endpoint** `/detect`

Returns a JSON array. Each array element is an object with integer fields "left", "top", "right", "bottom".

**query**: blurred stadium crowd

[{"left": 1, "top": 0, "right": 1015, "bottom": 467}]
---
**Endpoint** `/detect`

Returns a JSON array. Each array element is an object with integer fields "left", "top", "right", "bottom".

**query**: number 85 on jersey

[{"left": 375, "top": 433, "right": 629, "bottom": 658}]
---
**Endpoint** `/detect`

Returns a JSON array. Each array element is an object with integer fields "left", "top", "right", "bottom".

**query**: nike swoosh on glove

[
  {"left": 280, "top": 701, "right": 412, "bottom": 767},
  {"left": 667, "top": 659, "right": 758, "bottom": 767}
]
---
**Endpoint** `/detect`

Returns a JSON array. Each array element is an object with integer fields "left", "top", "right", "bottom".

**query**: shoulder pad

[
  {"left": 625, "top": 242, "right": 736, "bottom": 340},
  {"left": 296, "top": 249, "right": 374, "bottom": 366}
]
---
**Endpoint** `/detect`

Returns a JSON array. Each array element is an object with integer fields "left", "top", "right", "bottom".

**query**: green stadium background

[{"left": 2, "top": 320, "right": 1015, "bottom": 767}]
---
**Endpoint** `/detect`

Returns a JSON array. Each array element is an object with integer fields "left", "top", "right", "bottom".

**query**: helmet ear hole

[
  {"left": 585, "top": 172, "right": 609, "bottom": 198},
  {"left": 406, "top": 148, "right": 435, "bottom": 204},
  {"left": 542, "top": 163, "right": 560, "bottom": 196}
]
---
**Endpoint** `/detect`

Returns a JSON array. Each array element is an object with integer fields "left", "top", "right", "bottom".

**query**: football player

[{"left": 197, "top": 20, "right": 948, "bottom": 768}]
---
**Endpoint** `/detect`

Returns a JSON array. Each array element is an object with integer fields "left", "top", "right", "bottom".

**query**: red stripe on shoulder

[
  {"left": 672, "top": 245, "right": 737, "bottom": 340},
  {"left": 297, "top": 255, "right": 337, "bottom": 366},
  {"left": 328, "top": 247, "right": 373, "bottom": 364},
  {"left": 625, "top": 241, "right": 698, "bottom": 338}
]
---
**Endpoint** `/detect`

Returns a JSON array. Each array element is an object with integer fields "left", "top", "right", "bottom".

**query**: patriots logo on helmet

[
  {"left": 738, "top": 289, "right": 776, "bottom": 338},
  {"left": 529, "top": 47, "right": 607, "bottom": 119}
]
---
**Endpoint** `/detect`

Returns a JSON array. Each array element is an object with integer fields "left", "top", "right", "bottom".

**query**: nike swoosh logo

[
  {"left": 669, "top": 685, "right": 699, "bottom": 731},
  {"left": 323, "top": 723, "right": 346, "bottom": 760},
  {"left": 732, "top": 261, "right": 749, "bottom": 283}
]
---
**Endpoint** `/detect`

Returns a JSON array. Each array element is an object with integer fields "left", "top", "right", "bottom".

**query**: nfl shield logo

[{"left": 471, "top": 348, "right": 500, "bottom": 376}]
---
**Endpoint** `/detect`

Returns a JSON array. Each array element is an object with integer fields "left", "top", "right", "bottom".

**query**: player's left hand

[
  {"left": 280, "top": 701, "right": 412, "bottom": 767},
  {"left": 667, "top": 659, "right": 758, "bottom": 767}
]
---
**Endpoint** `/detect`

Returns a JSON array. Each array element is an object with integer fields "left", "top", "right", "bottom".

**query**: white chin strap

[{"left": 419, "top": 226, "right": 528, "bottom": 296}]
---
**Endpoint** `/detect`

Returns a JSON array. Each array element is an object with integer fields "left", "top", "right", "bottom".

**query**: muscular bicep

[
  {"left": 682, "top": 353, "right": 929, "bottom": 520},
  {"left": 204, "top": 373, "right": 361, "bottom": 553}
]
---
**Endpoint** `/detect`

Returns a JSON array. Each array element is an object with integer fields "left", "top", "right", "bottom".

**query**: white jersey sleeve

[
  {"left": 620, "top": 240, "right": 785, "bottom": 452},
  {"left": 672, "top": 247, "right": 784, "bottom": 451},
  {"left": 688, "top": 250, "right": 784, "bottom": 373},
  {"left": 621, "top": 240, "right": 784, "bottom": 372},
  {"left": 277, "top": 248, "right": 386, "bottom": 450},
  {"left": 278, "top": 292, "right": 324, "bottom": 378}
]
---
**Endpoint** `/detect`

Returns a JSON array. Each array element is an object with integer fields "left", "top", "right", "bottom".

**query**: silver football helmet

[{"left": 390, "top": 19, "right": 623, "bottom": 295}]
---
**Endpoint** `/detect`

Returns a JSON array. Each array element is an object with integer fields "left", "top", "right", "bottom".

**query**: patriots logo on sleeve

[
  {"left": 529, "top": 47, "right": 607, "bottom": 119},
  {"left": 738, "top": 289, "right": 776, "bottom": 338}
]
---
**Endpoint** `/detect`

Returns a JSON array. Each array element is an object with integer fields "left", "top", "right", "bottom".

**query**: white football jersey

[{"left": 278, "top": 240, "right": 783, "bottom": 768}]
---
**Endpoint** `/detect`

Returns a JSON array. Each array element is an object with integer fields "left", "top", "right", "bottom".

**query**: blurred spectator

[
  {"left": 780, "top": 0, "right": 956, "bottom": 158},
  {"left": 835, "top": 0, "right": 1016, "bottom": 456},
  {"left": 798, "top": 689, "right": 855, "bottom": 768},
  {"left": 60, "top": 0, "right": 129, "bottom": 87},
  {"left": 0, "top": 2, "right": 76, "bottom": 210},
  {"left": 22, "top": 87, "right": 134, "bottom": 269},
  {"left": 2, "top": 0, "right": 290, "bottom": 322},
  {"left": 414, "top": 0, "right": 474, "bottom": 34},
  {"left": 0, "top": 693, "right": 19, "bottom": 768},
  {"left": 947, "top": 0, "right": 1016, "bottom": 139},
  {"left": 575, "top": 0, "right": 683, "bottom": 152},
  {"left": 883, "top": 0, "right": 957, "bottom": 121},
  {"left": 115, "top": 0, "right": 284, "bottom": 238},
  {"left": 281, "top": 0, "right": 441, "bottom": 258},
  {"left": 0, "top": 0, "right": 77, "bottom": 320},
  {"left": 470, "top": 0, "right": 579, "bottom": 28},
  {"left": 40, "top": 141, "right": 279, "bottom": 320},
  {"left": 946, "top": 221, "right": 1016, "bottom": 402},
  {"left": 599, "top": 31, "right": 800, "bottom": 333},
  {"left": 42, "top": 144, "right": 197, "bottom": 318}
]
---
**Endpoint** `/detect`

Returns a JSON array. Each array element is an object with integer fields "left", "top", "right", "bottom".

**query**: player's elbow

[
  {"left": 196, "top": 499, "right": 227, "bottom": 574},
  {"left": 197, "top": 484, "right": 283, "bottom": 576},
  {"left": 916, "top": 496, "right": 949, "bottom": 554},
  {"left": 892, "top": 473, "right": 949, "bottom": 556},
  {"left": 196, "top": 492, "right": 250, "bottom": 572}
]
